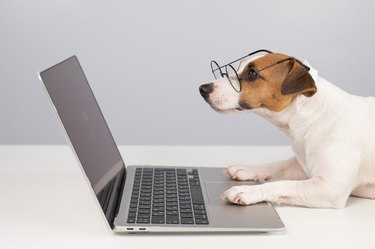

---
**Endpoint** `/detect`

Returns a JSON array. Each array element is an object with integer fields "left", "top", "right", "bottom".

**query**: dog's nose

[{"left": 199, "top": 83, "right": 214, "bottom": 98}]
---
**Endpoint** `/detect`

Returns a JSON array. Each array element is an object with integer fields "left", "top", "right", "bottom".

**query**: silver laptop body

[{"left": 38, "top": 56, "right": 284, "bottom": 233}]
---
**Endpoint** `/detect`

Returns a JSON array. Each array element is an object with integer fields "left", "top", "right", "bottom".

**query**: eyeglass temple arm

[
  {"left": 257, "top": 57, "right": 310, "bottom": 73},
  {"left": 218, "top": 49, "right": 273, "bottom": 69}
]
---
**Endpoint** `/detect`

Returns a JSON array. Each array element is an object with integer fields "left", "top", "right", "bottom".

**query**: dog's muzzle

[{"left": 199, "top": 83, "right": 214, "bottom": 98}]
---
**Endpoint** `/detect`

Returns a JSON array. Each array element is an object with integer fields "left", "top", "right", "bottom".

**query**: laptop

[{"left": 38, "top": 56, "right": 284, "bottom": 233}]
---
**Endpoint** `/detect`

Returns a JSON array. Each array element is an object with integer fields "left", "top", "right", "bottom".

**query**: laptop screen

[{"left": 39, "top": 56, "right": 125, "bottom": 227}]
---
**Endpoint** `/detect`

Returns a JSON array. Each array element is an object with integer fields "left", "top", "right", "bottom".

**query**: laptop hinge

[{"left": 97, "top": 166, "right": 126, "bottom": 229}]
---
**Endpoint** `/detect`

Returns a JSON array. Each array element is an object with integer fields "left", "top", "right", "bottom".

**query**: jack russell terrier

[{"left": 199, "top": 49, "right": 375, "bottom": 208}]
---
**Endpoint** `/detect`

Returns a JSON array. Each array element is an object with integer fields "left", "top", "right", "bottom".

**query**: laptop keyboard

[{"left": 127, "top": 168, "right": 209, "bottom": 225}]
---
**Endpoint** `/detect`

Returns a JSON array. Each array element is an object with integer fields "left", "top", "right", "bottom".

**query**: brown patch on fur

[{"left": 238, "top": 53, "right": 317, "bottom": 112}]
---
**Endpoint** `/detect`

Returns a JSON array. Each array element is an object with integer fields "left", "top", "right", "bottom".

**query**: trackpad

[
  {"left": 202, "top": 181, "right": 282, "bottom": 229},
  {"left": 204, "top": 181, "right": 258, "bottom": 205}
]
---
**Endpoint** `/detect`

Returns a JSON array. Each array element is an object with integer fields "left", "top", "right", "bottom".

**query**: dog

[{"left": 199, "top": 51, "right": 375, "bottom": 208}]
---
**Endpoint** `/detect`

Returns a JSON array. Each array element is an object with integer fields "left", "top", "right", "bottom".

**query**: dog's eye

[{"left": 248, "top": 69, "right": 258, "bottom": 79}]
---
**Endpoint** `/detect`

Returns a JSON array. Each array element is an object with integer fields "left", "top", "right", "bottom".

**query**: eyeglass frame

[{"left": 210, "top": 49, "right": 310, "bottom": 92}]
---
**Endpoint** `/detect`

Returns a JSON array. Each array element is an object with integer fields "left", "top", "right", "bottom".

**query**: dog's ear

[{"left": 281, "top": 60, "right": 317, "bottom": 97}]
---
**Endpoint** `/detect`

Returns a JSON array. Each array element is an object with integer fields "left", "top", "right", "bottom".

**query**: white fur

[
  {"left": 208, "top": 78, "right": 241, "bottom": 113},
  {"left": 220, "top": 65, "right": 375, "bottom": 208}
]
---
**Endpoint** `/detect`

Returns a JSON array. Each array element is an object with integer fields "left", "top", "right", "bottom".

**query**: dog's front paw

[
  {"left": 224, "top": 164, "right": 268, "bottom": 182},
  {"left": 221, "top": 185, "right": 264, "bottom": 205}
]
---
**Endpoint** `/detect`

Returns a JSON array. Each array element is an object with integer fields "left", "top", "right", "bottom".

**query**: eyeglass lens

[
  {"left": 210, "top": 61, "right": 222, "bottom": 79},
  {"left": 225, "top": 64, "right": 241, "bottom": 92}
]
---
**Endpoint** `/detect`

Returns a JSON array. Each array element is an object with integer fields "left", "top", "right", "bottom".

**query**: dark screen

[{"left": 40, "top": 56, "right": 125, "bottom": 196}]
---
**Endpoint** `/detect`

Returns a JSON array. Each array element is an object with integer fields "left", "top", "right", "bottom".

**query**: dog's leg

[
  {"left": 222, "top": 178, "right": 350, "bottom": 208},
  {"left": 224, "top": 157, "right": 307, "bottom": 182},
  {"left": 351, "top": 185, "right": 375, "bottom": 199},
  {"left": 223, "top": 149, "right": 360, "bottom": 208}
]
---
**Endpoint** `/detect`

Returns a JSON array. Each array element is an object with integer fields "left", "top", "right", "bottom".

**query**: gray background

[{"left": 1, "top": 0, "right": 374, "bottom": 145}]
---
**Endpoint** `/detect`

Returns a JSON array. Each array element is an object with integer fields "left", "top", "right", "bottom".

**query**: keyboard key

[
  {"left": 137, "top": 213, "right": 150, "bottom": 218},
  {"left": 152, "top": 216, "right": 165, "bottom": 224},
  {"left": 166, "top": 202, "right": 178, "bottom": 206},
  {"left": 180, "top": 213, "right": 193, "bottom": 218},
  {"left": 152, "top": 211, "right": 165, "bottom": 216},
  {"left": 128, "top": 208, "right": 137, "bottom": 213},
  {"left": 128, "top": 213, "right": 136, "bottom": 218},
  {"left": 166, "top": 210, "right": 178, "bottom": 215},
  {"left": 138, "top": 209, "right": 151, "bottom": 214},
  {"left": 131, "top": 198, "right": 138, "bottom": 203},
  {"left": 180, "top": 208, "right": 192, "bottom": 213},
  {"left": 137, "top": 218, "right": 150, "bottom": 224},
  {"left": 194, "top": 209, "right": 206, "bottom": 215},
  {"left": 190, "top": 185, "right": 204, "bottom": 204},
  {"left": 166, "top": 206, "right": 178, "bottom": 211},
  {"left": 127, "top": 218, "right": 135, "bottom": 223},
  {"left": 195, "top": 214, "right": 207, "bottom": 219},
  {"left": 166, "top": 215, "right": 179, "bottom": 224},
  {"left": 152, "top": 207, "right": 164, "bottom": 212},
  {"left": 178, "top": 196, "right": 191, "bottom": 201},
  {"left": 167, "top": 197, "right": 178, "bottom": 202},
  {"left": 179, "top": 200, "right": 191, "bottom": 205},
  {"left": 177, "top": 169, "right": 187, "bottom": 175},
  {"left": 139, "top": 204, "right": 151, "bottom": 209},
  {"left": 195, "top": 219, "right": 209, "bottom": 225},
  {"left": 181, "top": 218, "right": 194, "bottom": 224},
  {"left": 193, "top": 204, "right": 205, "bottom": 210},
  {"left": 189, "top": 177, "right": 200, "bottom": 183},
  {"left": 130, "top": 203, "right": 137, "bottom": 208}
]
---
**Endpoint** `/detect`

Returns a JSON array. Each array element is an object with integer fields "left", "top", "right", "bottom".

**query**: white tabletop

[{"left": 1, "top": 145, "right": 374, "bottom": 249}]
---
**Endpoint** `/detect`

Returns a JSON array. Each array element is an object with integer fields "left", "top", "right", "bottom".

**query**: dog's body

[{"left": 200, "top": 52, "right": 375, "bottom": 208}]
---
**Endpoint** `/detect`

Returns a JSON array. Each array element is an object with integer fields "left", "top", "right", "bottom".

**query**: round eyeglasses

[
  {"left": 210, "top": 49, "right": 310, "bottom": 92},
  {"left": 210, "top": 49, "right": 273, "bottom": 92}
]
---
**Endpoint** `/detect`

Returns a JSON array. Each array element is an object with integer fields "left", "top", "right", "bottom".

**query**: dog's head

[{"left": 199, "top": 52, "right": 316, "bottom": 113}]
